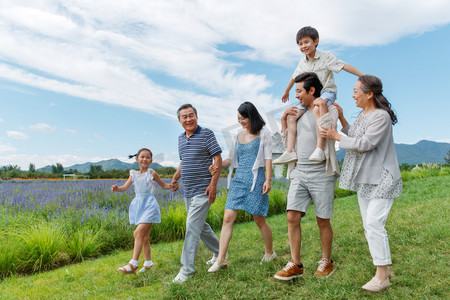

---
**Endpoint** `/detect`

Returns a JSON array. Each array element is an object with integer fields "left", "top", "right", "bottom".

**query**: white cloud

[
  {"left": 0, "top": 0, "right": 449, "bottom": 135},
  {"left": 0, "top": 143, "right": 16, "bottom": 153},
  {"left": 0, "top": 118, "right": 4, "bottom": 123},
  {"left": 65, "top": 129, "right": 78, "bottom": 136},
  {"left": 29, "top": 123, "right": 56, "bottom": 133},
  {"left": 6, "top": 131, "right": 29, "bottom": 140},
  {"left": 0, "top": 153, "right": 109, "bottom": 170}
]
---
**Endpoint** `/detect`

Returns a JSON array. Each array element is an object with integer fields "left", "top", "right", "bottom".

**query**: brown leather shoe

[{"left": 274, "top": 259, "right": 303, "bottom": 280}]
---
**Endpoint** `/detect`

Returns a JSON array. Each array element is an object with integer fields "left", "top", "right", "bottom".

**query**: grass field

[{"left": 0, "top": 175, "right": 448, "bottom": 299}]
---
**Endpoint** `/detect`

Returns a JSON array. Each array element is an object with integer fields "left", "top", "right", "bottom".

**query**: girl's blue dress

[
  {"left": 128, "top": 169, "right": 161, "bottom": 224},
  {"left": 225, "top": 136, "right": 269, "bottom": 216}
]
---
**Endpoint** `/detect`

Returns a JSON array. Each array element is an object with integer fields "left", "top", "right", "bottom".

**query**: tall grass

[
  {"left": 0, "top": 168, "right": 447, "bottom": 279},
  {"left": 0, "top": 174, "right": 448, "bottom": 299},
  {"left": 0, "top": 177, "right": 289, "bottom": 277}
]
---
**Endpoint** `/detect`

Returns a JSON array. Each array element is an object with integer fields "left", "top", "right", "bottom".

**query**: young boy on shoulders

[{"left": 273, "top": 26, "right": 363, "bottom": 165}]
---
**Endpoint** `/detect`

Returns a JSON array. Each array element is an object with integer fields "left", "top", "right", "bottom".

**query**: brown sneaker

[
  {"left": 274, "top": 259, "right": 303, "bottom": 280},
  {"left": 314, "top": 258, "right": 335, "bottom": 278}
]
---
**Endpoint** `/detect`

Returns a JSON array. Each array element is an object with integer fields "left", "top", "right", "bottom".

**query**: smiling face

[
  {"left": 352, "top": 80, "right": 373, "bottom": 110},
  {"left": 295, "top": 81, "right": 315, "bottom": 110},
  {"left": 178, "top": 107, "right": 198, "bottom": 134},
  {"left": 297, "top": 36, "right": 319, "bottom": 58},
  {"left": 136, "top": 149, "right": 152, "bottom": 171},
  {"left": 237, "top": 112, "right": 250, "bottom": 131}
]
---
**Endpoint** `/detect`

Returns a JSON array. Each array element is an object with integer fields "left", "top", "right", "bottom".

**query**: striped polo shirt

[{"left": 178, "top": 125, "right": 222, "bottom": 197}]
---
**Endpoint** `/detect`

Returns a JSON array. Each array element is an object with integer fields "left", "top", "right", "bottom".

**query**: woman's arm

[
  {"left": 263, "top": 159, "right": 272, "bottom": 194},
  {"left": 339, "top": 111, "right": 391, "bottom": 152}
]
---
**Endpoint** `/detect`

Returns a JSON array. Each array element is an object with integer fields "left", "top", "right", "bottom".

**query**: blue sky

[{"left": 1, "top": 1, "right": 449, "bottom": 169}]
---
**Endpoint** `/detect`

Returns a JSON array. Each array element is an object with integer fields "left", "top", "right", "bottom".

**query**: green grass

[{"left": 0, "top": 175, "right": 449, "bottom": 299}]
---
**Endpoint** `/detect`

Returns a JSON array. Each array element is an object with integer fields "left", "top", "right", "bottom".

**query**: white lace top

[{"left": 339, "top": 112, "right": 402, "bottom": 199}]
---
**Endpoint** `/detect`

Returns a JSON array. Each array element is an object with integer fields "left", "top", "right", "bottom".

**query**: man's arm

[
  {"left": 170, "top": 161, "right": 182, "bottom": 191},
  {"left": 342, "top": 64, "right": 364, "bottom": 77},
  {"left": 205, "top": 153, "right": 222, "bottom": 203}
]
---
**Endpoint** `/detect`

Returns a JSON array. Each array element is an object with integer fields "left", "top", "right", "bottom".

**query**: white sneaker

[
  {"left": 260, "top": 251, "right": 277, "bottom": 265},
  {"left": 172, "top": 272, "right": 190, "bottom": 284},
  {"left": 309, "top": 148, "right": 325, "bottom": 162},
  {"left": 273, "top": 151, "right": 297, "bottom": 165},
  {"left": 205, "top": 256, "right": 217, "bottom": 265}
]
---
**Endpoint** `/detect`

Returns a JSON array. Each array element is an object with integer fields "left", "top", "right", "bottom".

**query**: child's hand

[
  {"left": 281, "top": 92, "right": 289, "bottom": 103},
  {"left": 209, "top": 165, "right": 218, "bottom": 176},
  {"left": 111, "top": 185, "right": 118, "bottom": 192},
  {"left": 170, "top": 180, "right": 179, "bottom": 191}
]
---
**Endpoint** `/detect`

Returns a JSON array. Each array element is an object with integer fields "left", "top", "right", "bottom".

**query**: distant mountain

[
  {"left": 38, "top": 159, "right": 164, "bottom": 173},
  {"left": 336, "top": 140, "right": 449, "bottom": 164}
]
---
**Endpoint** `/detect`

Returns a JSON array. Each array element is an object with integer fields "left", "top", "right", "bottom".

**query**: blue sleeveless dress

[
  {"left": 128, "top": 169, "right": 161, "bottom": 224},
  {"left": 225, "top": 136, "right": 269, "bottom": 216}
]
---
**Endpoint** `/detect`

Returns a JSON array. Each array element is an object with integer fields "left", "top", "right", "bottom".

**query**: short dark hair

[
  {"left": 177, "top": 104, "right": 198, "bottom": 119},
  {"left": 237, "top": 101, "right": 265, "bottom": 135},
  {"left": 294, "top": 72, "right": 323, "bottom": 98},
  {"left": 296, "top": 26, "right": 319, "bottom": 46}
]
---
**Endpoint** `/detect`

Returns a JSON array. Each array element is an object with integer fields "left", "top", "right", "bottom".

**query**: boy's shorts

[
  {"left": 286, "top": 168, "right": 337, "bottom": 219},
  {"left": 297, "top": 90, "right": 336, "bottom": 110}
]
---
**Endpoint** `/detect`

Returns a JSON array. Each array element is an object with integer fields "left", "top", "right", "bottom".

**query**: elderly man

[
  {"left": 274, "top": 72, "right": 340, "bottom": 281},
  {"left": 171, "top": 104, "right": 222, "bottom": 284}
]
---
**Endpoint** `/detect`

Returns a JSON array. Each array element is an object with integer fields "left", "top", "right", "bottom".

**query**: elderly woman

[{"left": 321, "top": 75, "right": 402, "bottom": 292}]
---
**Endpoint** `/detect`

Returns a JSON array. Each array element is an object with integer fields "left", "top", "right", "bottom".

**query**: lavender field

[{"left": 0, "top": 178, "right": 289, "bottom": 277}]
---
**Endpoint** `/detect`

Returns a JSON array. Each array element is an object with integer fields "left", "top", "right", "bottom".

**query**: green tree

[
  {"left": 445, "top": 150, "right": 450, "bottom": 164},
  {"left": 88, "top": 165, "right": 104, "bottom": 179},
  {"left": 51, "top": 163, "right": 64, "bottom": 175}
]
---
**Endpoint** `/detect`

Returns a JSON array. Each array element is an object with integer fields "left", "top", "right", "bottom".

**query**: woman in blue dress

[{"left": 208, "top": 101, "right": 276, "bottom": 273}]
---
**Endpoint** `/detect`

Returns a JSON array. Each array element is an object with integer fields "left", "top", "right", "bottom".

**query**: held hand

[
  {"left": 320, "top": 124, "right": 339, "bottom": 140},
  {"left": 332, "top": 103, "right": 344, "bottom": 118},
  {"left": 111, "top": 185, "right": 118, "bottom": 192},
  {"left": 281, "top": 92, "right": 289, "bottom": 103},
  {"left": 262, "top": 181, "right": 271, "bottom": 194},
  {"left": 282, "top": 107, "right": 299, "bottom": 120},
  {"left": 208, "top": 165, "right": 218, "bottom": 176},
  {"left": 170, "top": 180, "right": 179, "bottom": 191},
  {"left": 313, "top": 97, "right": 326, "bottom": 107},
  {"left": 205, "top": 184, "right": 217, "bottom": 203}
]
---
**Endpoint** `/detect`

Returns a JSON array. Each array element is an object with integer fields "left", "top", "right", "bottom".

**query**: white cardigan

[
  {"left": 339, "top": 109, "right": 401, "bottom": 184},
  {"left": 227, "top": 127, "right": 272, "bottom": 191}
]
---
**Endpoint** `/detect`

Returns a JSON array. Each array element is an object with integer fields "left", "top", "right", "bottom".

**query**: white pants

[{"left": 358, "top": 195, "right": 394, "bottom": 266}]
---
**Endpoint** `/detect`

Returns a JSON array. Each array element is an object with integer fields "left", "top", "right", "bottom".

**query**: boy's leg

[
  {"left": 273, "top": 108, "right": 304, "bottom": 165},
  {"left": 309, "top": 91, "right": 335, "bottom": 162},
  {"left": 286, "top": 109, "right": 304, "bottom": 152}
]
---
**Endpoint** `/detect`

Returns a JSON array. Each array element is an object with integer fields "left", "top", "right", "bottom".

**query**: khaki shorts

[{"left": 287, "top": 168, "right": 337, "bottom": 219}]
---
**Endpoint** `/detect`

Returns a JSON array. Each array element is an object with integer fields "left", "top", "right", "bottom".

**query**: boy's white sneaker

[
  {"left": 273, "top": 151, "right": 297, "bottom": 165},
  {"left": 309, "top": 148, "right": 325, "bottom": 162}
]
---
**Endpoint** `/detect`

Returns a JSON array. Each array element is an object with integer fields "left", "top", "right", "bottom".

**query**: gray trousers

[{"left": 180, "top": 194, "right": 220, "bottom": 276}]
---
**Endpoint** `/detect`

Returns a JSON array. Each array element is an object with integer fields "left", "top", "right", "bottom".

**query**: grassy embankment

[{"left": 0, "top": 172, "right": 448, "bottom": 299}]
